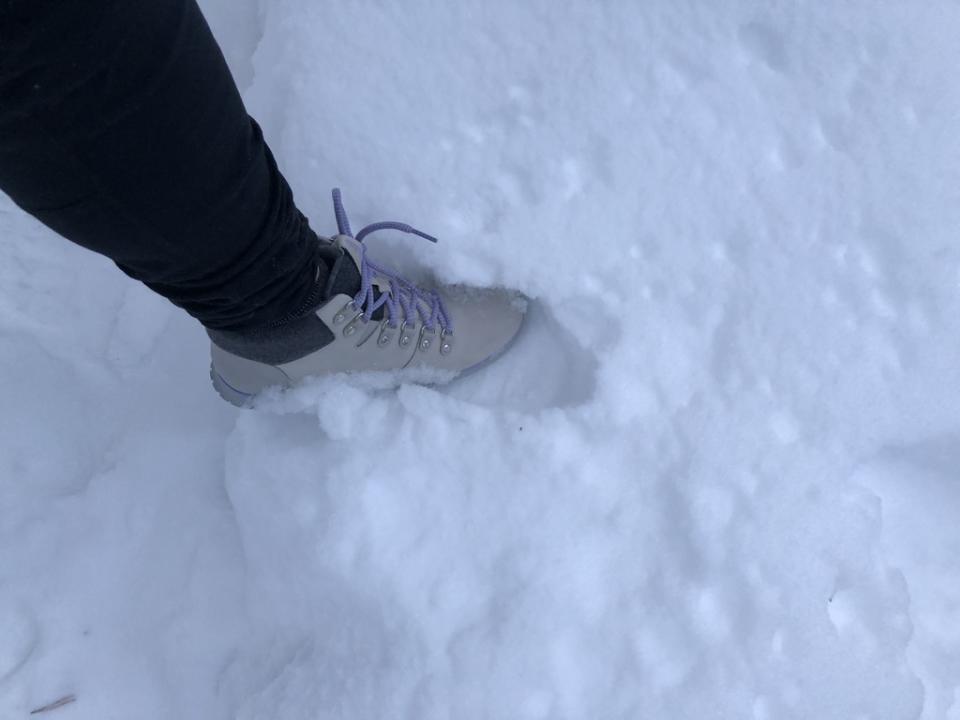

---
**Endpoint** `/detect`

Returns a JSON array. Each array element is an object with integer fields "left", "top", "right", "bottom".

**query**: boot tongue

[
  {"left": 335, "top": 233, "right": 365, "bottom": 271},
  {"left": 321, "top": 235, "right": 388, "bottom": 320}
]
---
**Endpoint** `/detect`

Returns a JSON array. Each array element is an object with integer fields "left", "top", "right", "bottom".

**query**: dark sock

[{"left": 206, "top": 242, "right": 362, "bottom": 364}]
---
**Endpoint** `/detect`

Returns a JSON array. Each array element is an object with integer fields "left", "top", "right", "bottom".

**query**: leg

[{"left": 0, "top": 0, "right": 324, "bottom": 330}]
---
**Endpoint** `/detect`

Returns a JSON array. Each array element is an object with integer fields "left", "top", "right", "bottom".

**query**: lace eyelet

[
  {"left": 377, "top": 323, "right": 393, "bottom": 347},
  {"left": 398, "top": 321, "right": 416, "bottom": 348},
  {"left": 342, "top": 312, "right": 365, "bottom": 338},
  {"left": 418, "top": 325, "right": 437, "bottom": 352},
  {"left": 439, "top": 328, "right": 454, "bottom": 354},
  {"left": 333, "top": 302, "right": 354, "bottom": 325}
]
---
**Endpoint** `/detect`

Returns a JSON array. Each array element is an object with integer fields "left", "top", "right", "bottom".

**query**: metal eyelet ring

[
  {"left": 399, "top": 321, "right": 415, "bottom": 348},
  {"left": 377, "top": 322, "right": 395, "bottom": 347},
  {"left": 342, "top": 312, "right": 366, "bottom": 338},
  {"left": 332, "top": 302, "right": 354, "bottom": 325},
  {"left": 440, "top": 329, "right": 453, "bottom": 355},
  {"left": 418, "top": 325, "right": 437, "bottom": 352}
]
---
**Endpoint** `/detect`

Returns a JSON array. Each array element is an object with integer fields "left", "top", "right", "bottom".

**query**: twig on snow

[{"left": 29, "top": 695, "right": 77, "bottom": 715}]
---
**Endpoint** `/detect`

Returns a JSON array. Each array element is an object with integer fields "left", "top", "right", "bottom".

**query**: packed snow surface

[{"left": 3, "top": 1, "right": 960, "bottom": 718}]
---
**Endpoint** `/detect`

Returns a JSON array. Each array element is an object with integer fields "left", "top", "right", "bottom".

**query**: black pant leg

[{"left": 0, "top": 0, "right": 322, "bottom": 330}]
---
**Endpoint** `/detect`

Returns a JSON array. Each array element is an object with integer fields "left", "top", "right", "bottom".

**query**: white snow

[{"left": 4, "top": 1, "right": 960, "bottom": 718}]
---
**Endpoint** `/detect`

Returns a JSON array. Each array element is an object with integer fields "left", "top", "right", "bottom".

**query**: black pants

[{"left": 0, "top": 0, "right": 322, "bottom": 330}]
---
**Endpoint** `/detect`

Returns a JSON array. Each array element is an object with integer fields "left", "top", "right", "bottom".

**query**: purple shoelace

[{"left": 332, "top": 188, "right": 453, "bottom": 334}]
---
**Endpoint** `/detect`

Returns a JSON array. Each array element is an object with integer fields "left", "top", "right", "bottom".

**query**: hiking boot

[{"left": 208, "top": 189, "right": 526, "bottom": 406}]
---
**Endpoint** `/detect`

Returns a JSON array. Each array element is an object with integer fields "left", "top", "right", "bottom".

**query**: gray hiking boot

[{"left": 209, "top": 189, "right": 526, "bottom": 407}]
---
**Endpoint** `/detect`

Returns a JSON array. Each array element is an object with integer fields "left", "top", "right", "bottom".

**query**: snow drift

[{"left": 3, "top": 1, "right": 960, "bottom": 718}]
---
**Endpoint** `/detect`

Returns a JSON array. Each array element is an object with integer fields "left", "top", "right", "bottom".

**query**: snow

[{"left": 3, "top": 1, "right": 960, "bottom": 717}]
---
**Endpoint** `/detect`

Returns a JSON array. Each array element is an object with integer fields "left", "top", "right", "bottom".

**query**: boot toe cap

[{"left": 438, "top": 287, "right": 527, "bottom": 371}]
